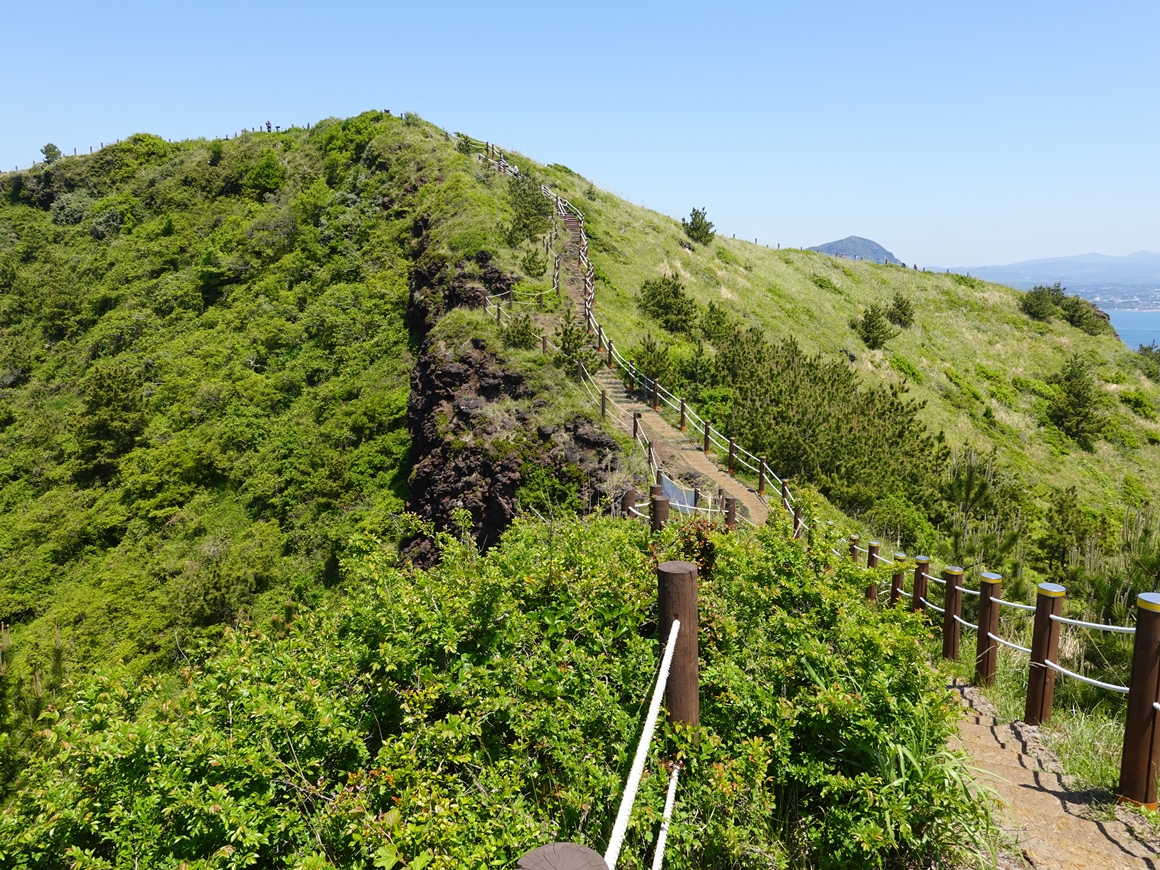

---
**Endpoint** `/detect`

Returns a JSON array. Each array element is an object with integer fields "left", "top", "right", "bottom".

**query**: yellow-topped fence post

[
  {"left": 1024, "top": 582, "right": 1066, "bottom": 726},
  {"left": 1118, "top": 592, "right": 1160, "bottom": 808},
  {"left": 942, "top": 566, "right": 965, "bottom": 661},
  {"left": 975, "top": 572, "right": 1002, "bottom": 686}
]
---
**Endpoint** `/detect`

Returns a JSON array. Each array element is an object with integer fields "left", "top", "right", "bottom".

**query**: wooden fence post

[
  {"left": 793, "top": 505, "right": 803, "bottom": 539},
  {"left": 657, "top": 560, "right": 699, "bottom": 726},
  {"left": 541, "top": 334, "right": 547, "bottom": 355},
  {"left": 632, "top": 412, "right": 641, "bottom": 442},
  {"left": 942, "top": 566, "right": 964, "bottom": 661},
  {"left": 912, "top": 556, "right": 930, "bottom": 613},
  {"left": 628, "top": 363, "right": 635, "bottom": 393},
  {"left": 848, "top": 534, "right": 860, "bottom": 564},
  {"left": 1024, "top": 582, "right": 1065, "bottom": 726},
  {"left": 652, "top": 379, "right": 659, "bottom": 411},
  {"left": 758, "top": 458, "right": 766, "bottom": 495},
  {"left": 1118, "top": 592, "right": 1160, "bottom": 808},
  {"left": 890, "top": 553, "right": 906, "bottom": 605},
  {"left": 656, "top": 464, "right": 663, "bottom": 487},
  {"left": 975, "top": 572, "right": 1003, "bottom": 685},
  {"left": 728, "top": 439, "right": 736, "bottom": 475},
  {"left": 601, "top": 390, "right": 607, "bottom": 420},
  {"left": 577, "top": 359, "right": 583, "bottom": 385},
  {"left": 496, "top": 301, "right": 502, "bottom": 324},
  {"left": 607, "top": 341, "right": 613, "bottom": 368},
  {"left": 650, "top": 486, "right": 669, "bottom": 532},
  {"left": 703, "top": 424, "right": 710, "bottom": 456},
  {"left": 865, "top": 541, "right": 880, "bottom": 601},
  {"left": 647, "top": 441, "right": 654, "bottom": 474},
  {"left": 679, "top": 398, "right": 687, "bottom": 432},
  {"left": 725, "top": 497, "right": 737, "bottom": 529},
  {"left": 692, "top": 487, "right": 700, "bottom": 510},
  {"left": 621, "top": 487, "right": 638, "bottom": 518}
]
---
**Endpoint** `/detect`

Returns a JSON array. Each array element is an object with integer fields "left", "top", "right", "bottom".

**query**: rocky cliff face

[{"left": 403, "top": 247, "right": 619, "bottom": 565}]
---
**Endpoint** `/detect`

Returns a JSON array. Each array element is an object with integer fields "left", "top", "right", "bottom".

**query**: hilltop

[{"left": 807, "top": 234, "right": 902, "bottom": 264}]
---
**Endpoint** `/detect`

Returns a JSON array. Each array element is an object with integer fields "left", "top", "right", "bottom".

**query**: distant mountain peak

[{"left": 807, "top": 236, "right": 903, "bottom": 265}]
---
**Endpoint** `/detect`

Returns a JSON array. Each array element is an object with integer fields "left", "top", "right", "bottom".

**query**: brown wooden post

[
  {"left": 703, "top": 424, "right": 711, "bottom": 456},
  {"left": 848, "top": 534, "right": 860, "bottom": 564},
  {"left": 725, "top": 497, "right": 737, "bottom": 529},
  {"left": 758, "top": 458, "right": 766, "bottom": 495},
  {"left": 632, "top": 412, "right": 641, "bottom": 441},
  {"left": 728, "top": 439, "right": 736, "bottom": 475},
  {"left": 692, "top": 487, "right": 700, "bottom": 510},
  {"left": 1024, "top": 582, "right": 1066, "bottom": 726},
  {"left": 890, "top": 553, "right": 906, "bottom": 605},
  {"left": 1118, "top": 592, "right": 1160, "bottom": 808},
  {"left": 679, "top": 399, "right": 687, "bottom": 432},
  {"left": 577, "top": 359, "right": 583, "bottom": 385},
  {"left": 607, "top": 341, "right": 613, "bottom": 368},
  {"left": 656, "top": 464, "right": 663, "bottom": 487},
  {"left": 865, "top": 541, "right": 880, "bottom": 601},
  {"left": 621, "top": 487, "right": 638, "bottom": 518},
  {"left": 628, "top": 363, "right": 635, "bottom": 393},
  {"left": 652, "top": 379, "right": 659, "bottom": 411},
  {"left": 597, "top": 325, "right": 604, "bottom": 351},
  {"left": 541, "top": 334, "right": 547, "bottom": 355},
  {"left": 975, "top": 572, "right": 1003, "bottom": 686},
  {"left": 942, "top": 566, "right": 964, "bottom": 661},
  {"left": 650, "top": 486, "right": 669, "bottom": 532},
  {"left": 657, "top": 560, "right": 699, "bottom": 726},
  {"left": 912, "top": 556, "right": 930, "bottom": 613},
  {"left": 496, "top": 301, "right": 502, "bottom": 324},
  {"left": 508, "top": 289, "right": 513, "bottom": 310},
  {"left": 601, "top": 389, "right": 607, "bottom": 420},
  {"left": 647, "top": 442, "right": 654, "bottom": 474},
  {"left": 793, "top": 505, "right": 803, "bottom": 539}
]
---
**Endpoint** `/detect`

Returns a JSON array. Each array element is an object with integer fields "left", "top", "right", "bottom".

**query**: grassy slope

[
  {"left": 0, "top": 114, "right": 570, "bottom": 684},
  {"left": 524, "top": 161, "right": 1160, "bottom": 517}
]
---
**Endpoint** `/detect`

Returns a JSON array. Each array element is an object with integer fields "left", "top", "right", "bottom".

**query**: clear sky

[{"left": 3, "top": 1, "right": 1157, "bottom": 266}]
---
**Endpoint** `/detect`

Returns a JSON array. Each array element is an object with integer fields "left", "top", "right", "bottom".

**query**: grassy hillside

[{"left": 514, "top": 161, "right": 1159, "bottom": 554}]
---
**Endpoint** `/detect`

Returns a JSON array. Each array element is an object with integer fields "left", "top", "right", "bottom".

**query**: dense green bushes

[
  {"left": 0, "top": 112, "right": 517, "bottom": 787},
  {"left": 0, "top": 516, "right": 990, "bottom": 869}
]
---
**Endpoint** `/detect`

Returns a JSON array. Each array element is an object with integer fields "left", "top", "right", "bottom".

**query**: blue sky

[{"left": 3, "top": 1, "right": 1157, "bottom": 266}]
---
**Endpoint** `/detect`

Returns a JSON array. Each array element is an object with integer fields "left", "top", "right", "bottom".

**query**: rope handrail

[
  {"left": 988, "top": 632, "right": 1031, "bottom": 655},
  {"left": 605, "top": 619, "right": 681, "bottom": 869},
  {"left": 992, "top": 597, "right": 1036, "bottom": 613},
  {"left": 650, "top": 763, "right": 681, "bottom": 870},
  {"left": 1049, "top": 614, "right": 1136, "bottom": 635},
  {"left": 899, "top": 590, "right": 913, "bottom": 598},
  {"left": 1043, "top": 659, "right": 1130, "bottom": 694},
  {"left": 921, "top": 597, "right": 944, "bottom": 613},
  {"left": 954, "top": 614, "right": 979, "bottom": 631},
  {"left": 955, "top": 586, "right": 981, "bottom": 598}
]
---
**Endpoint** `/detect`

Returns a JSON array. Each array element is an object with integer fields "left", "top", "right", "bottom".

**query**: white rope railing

[
  {"left": 992, "top": 597, "right": 1036, "bottom": 613},
  {"left": 650, "top": 763, "right": 681, "bottom": 870},
  {"left": 605, "top": 619, "right": 681, "bottom": 869},
  {"left": 954, "top": 614, "right": 979, "bottom": 631},
  {"left": 988, "top": 632, "right": 1031, "bottom": 655},
  {"left": 1050, "top": 614, "right": 1136, "bottom": 635},
  {"left": 1043, "top": 659, "right": 1130, "bottom": 694},
  {"left": 955, "top": 585, "right": 980, "bottom": 597},
  {"left": 921, "top": 597, "right": 944, "bottom": 613}
]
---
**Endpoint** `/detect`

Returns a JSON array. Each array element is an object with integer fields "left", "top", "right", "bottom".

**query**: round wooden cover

[{"left": 517, "top": 841, "right": 608, "bottom": 870}]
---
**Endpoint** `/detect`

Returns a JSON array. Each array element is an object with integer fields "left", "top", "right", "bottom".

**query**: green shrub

[
  {"left": 1059, "top": 295, "right": 1112, "bottom": 336},
  {"left": 1047, "top": 355, "right": 1107, "bottom": 443},
  {"left": 637, "top": 275, "right": 700, "bottom": 335},
  {"left": 505, "top": 170, "right": 554, "bottom": 246},
  {"left": 886, "top": 291, "right": 915, "bottom": 328},
  {"left": 681, "top": 207, "right": 714, "bottom": 245},
  {"left": 810, "top": 274, "right": 841, "bottom": 294},
  {"left": 50, "top": 190, "right": 94, "bottom": 225},
  {"left": 1013, "top": 375, "right": 1056, "bottom": 400},
  {"left": 245, "top": 151, "right": 287, "bottom": 195},
  {"left": 1120, "top": 389, "right": 1156, "bottom": 419},
  {"left": 865, "top": 492, "right": 937, "bottom": 552},
  {"left": 699, "top": 301, "right": 734, "bottom": 344},
  {"left": 944, "top": 367, "right": 984, "bottom": 403},
  {"left": 1020, "top": 284, "right": 1062, "bottom": 321},
  {"left": 0, "top": 518, "right": 992, "bottom": 869},
  {"left": 631, "top": 333, "right": 676, "bottom": 386},
  {"left": 851, "top": 304, "right": 898, "bottom": 350},
  {"left": 515, "top": 462, "right": 583, "bottom": 515},
  {"left": 715, "top": 247, "right": 741, "bottom": 267},
  {"left": 502, "top": 312, "right": 538, "bottom": 350},
  {"left": 40, "top": 143, "right": 61, "bottom": 164},
  {"left": 890, "top": 354, "right": 922, "bottom": 383},
  {"left": 520, "top": 247, "right": 547, "bottom": 278}
]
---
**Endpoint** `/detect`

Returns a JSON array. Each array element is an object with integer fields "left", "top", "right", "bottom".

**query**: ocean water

[{"left": 1108, "top": 310, "right": 1160, "bottom": 351}]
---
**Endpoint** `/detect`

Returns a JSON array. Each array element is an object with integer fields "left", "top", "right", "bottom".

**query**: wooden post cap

[
  {"left": 915, "top": 555, "right": 930, "bottom": 563},
  {"left": 869, "top": 540, "right": 880, "bottom": 548},
  {"left": 849, "top": 534, "right": 859, "bottom": 542},
  {"left": 981, "top": 572, "right": 1002, "bottom": 584},
  {"left": 518, "top": 842, "right": 608, "bottom": 870},
  {"left": 658, "top": 559, "right": 698, "bottom": 575},
  {"left": 894, "top": 552, "right": 907, "bottom": 562},
  {"left": 1038, "top": 582, "right": 1066, "bottom": 598},
  {"left": 1138, "top": 592, "right": 1160, "bottom": 613},
  {"left": 945, "top": 565, "right": 964, "bottom": 575}
]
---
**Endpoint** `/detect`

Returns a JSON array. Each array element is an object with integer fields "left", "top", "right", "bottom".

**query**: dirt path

[{"left": 951, "top": 680, "right": 1160, "bottom": 868}]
